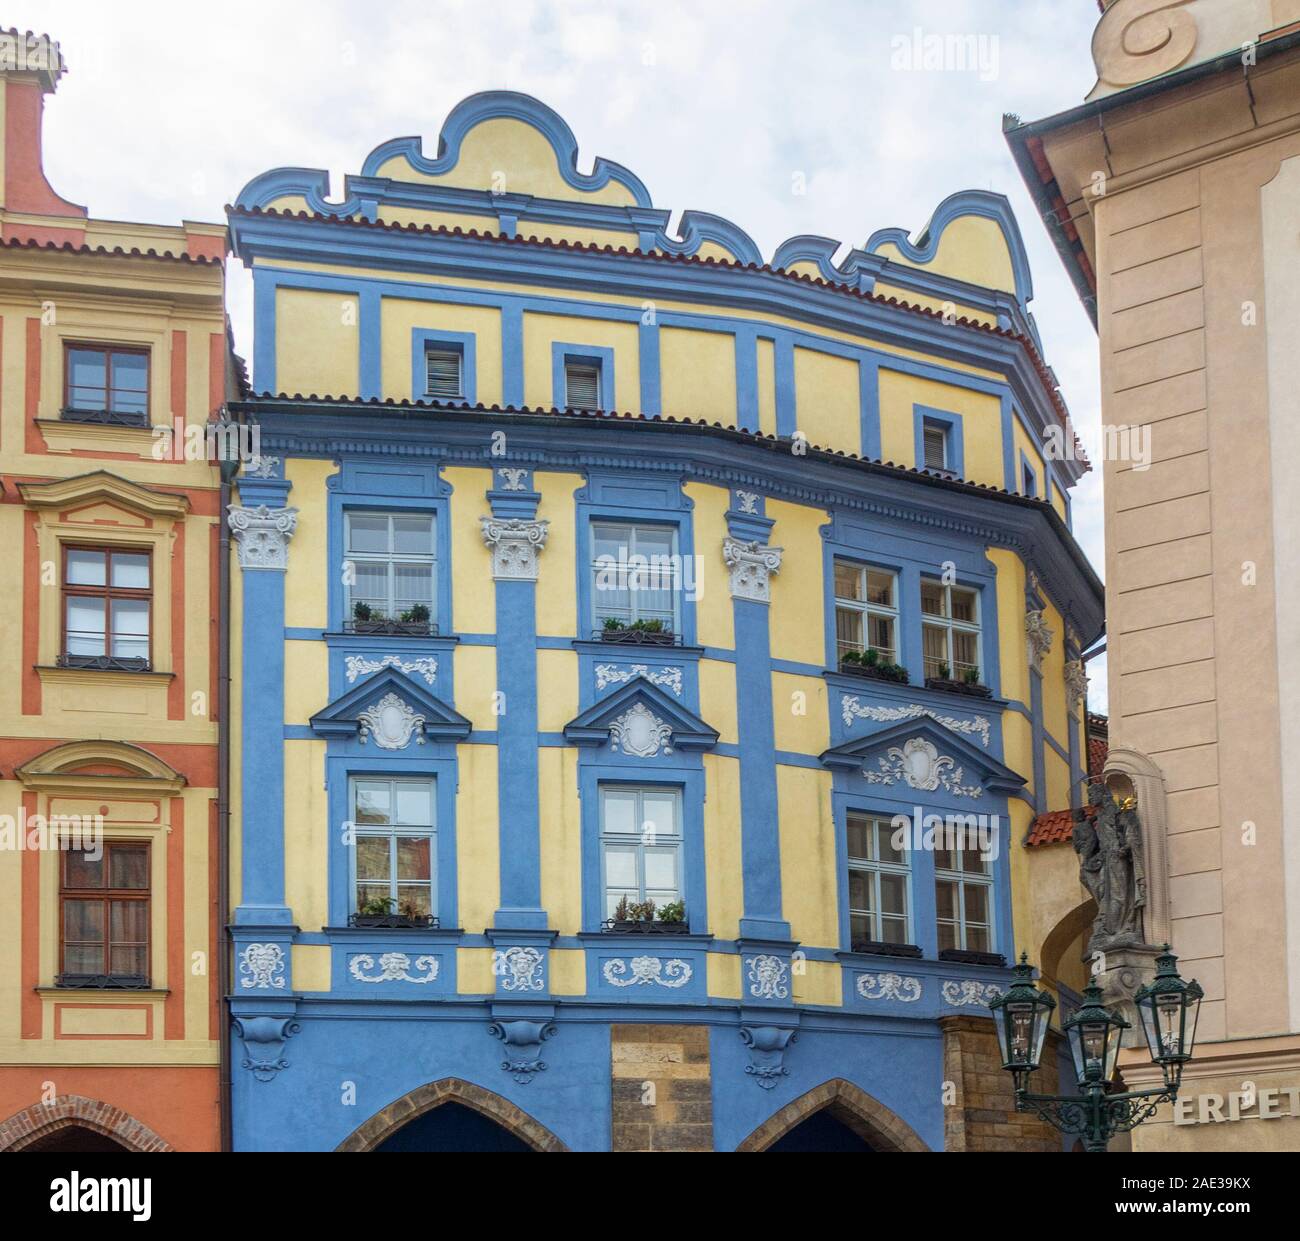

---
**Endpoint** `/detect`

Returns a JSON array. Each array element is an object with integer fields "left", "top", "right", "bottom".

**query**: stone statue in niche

[{"left": 1074, "top": 783, "right": 1147, "bottom": 952}]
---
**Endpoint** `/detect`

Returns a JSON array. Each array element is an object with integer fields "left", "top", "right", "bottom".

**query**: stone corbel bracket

[
  {"left": 488, "top": 1019, "right": 557, "bottom": 1084},
  {"left": 233, "top": 1015, "right": 301, "bottom": 1082},
  {"left": 740, "top": 1024, "right": 798, "bottom": 1089}
]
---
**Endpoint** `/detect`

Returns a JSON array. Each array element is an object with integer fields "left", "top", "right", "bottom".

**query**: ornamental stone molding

[
  {"left": 840, "top": 697, "right": 990, "bottom": 747},
  {"left": 856, "top": 972, "right": 922, "bottom": 1002},
  {"left": 348, "top": 952, "right": 439, "bottom": 984},
  {"left": 480, "top": 515, "right": 549, "bottom": 580},
  {"left": 233, "top": 1015, "right": 301, "bottom": 1082},
  {"left": 595, "top": 663, "right": 683, "bottom": 696},
  {"left": 229, "top": 504, "right": 298, "bottom": 570},
  {"left": 239, "top": 942, "right": 286, "bottom": 990},
  {"left": 736, "top": 490, "right": 759, "bottom": 515},
  {"left": 602, "top": 956, "right": 693, "bottom": 988},
  {"left": 345, "top": 654, "right": 438, "bottom": 685},
  {"left": 740, "top": 1025, "right": 797, "bottom": 1089},
  {"left": 243, "top": 454, "right": 281, "bottom": 479},
  {"left": 1025, "top": 608, "right": 1053, "bottom": 674},
  {"left": 863, "top": 736, "right": 984, "bottom": 799},
  {"left": 608, "top": 701, "right": 674, "bottom": 758},
  {"left": 493, "top": 945, "right": 545, "bottom": 992},
  {"left": 358, "top": 692, "right": 427, "bottom": 750},
  {"left": 941, "top": 980, "right": 1003, "bottom": 1007},
  {"left": 745, "top": 954, "right": 790, "bottom": 1000},
  {"left": 488, "top": 1019, "right": 556, "bottom": 1084},
  {"left": 1090, "top": 0, "right": 1198, "bottom": 94},
  {"left": 1064, "top": 658, "right": 1088, "bottom": 709},
  {"left": 723, "top": 536, "right": 783, "bottom": 603},
  {"left": 496, "top": 467, "right": 528, "bottom": 491}
]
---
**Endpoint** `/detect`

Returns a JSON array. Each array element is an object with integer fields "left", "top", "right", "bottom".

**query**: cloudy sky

[{"left": 17, "top": 0, "right": 1109, "bottom": 707}]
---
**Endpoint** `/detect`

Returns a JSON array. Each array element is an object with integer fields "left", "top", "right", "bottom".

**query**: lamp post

[{"left": 988, "top": 947, "right": 1203, "bottom": 1152}]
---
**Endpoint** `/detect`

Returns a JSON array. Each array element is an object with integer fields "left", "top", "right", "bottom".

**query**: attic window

[
  {"left": 922, "top": 423, "right": 948, "bottom": 471},
  {"left": 424, "top": 347, "right": 463, "bottom": 400},
  {"left": 565, "top": 360, "right": 602, "bottom": 410}
]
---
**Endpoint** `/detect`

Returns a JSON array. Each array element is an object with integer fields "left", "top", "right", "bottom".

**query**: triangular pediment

[
  {"left": 310, "top": 668, "right": 471, "bottom": 746},
  {"left": 564, "top": 677, "right": 718, "bottom": 753},
  {"left": 820, "top": 717, "right": 1024, "bottom": 796}
]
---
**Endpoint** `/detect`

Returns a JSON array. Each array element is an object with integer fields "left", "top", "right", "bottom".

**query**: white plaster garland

[
  {"left": 345, "top": 654, "right": 438, "bottom": 685},
  {"left": 494, "top": 946, "right": 545, "bottom": 991},
  {"left": 594, "top": 663, "right": 683, "bottom": 696},
  {"left": 239, "top": 942, "right": 286, "bottom": 990},
  {"left": 229, "top": 505, "right": 298, "bottom": 570},
  {"left": 942, "top": 980, "right": 1003, "bottom": 1007},
  {"left": 863, "top": 736, "right": 983, "bottom": 798},
  {"left": 480, "top": 516, "right": 548, "bottom": 580},
  {"left": 856, "top": 972, "right": 922, "bottom": 1002},
  {"left": 602, "top": 956, "right": 693, "bottom": 988},
  {"left": 840, "top": 697, "right": 990, "bottom": 746},
  {"left": 358, "top": 692, "right": 427, "bottom": 749},
  {"left": 609, "top": 702, "right": 674, "bottom": 758},
  {"left": 723, "top": 537, "right": 783, "bottom": 603},
  {"left": 1025, "top": 608, "right": 1054, "bottom": 674},
  {"left": 348, "top": 952, "right": 439, "bottom": 984},
  {"left": 745, "top": 954, "right": 790, "bottom": 1000}
]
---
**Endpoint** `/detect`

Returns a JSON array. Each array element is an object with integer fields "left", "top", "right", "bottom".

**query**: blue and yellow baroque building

[{"left": 222, "top": 92, "right": 1102, "bottom": 1152}]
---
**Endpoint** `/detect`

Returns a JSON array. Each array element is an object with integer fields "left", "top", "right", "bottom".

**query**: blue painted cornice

[
  {"left": 309, "top": 667, "right": 472, "bottom": 742},
  {"left": 563, "top": 676, "right": 719, "bottom": 751},
  {"left": 819, "top": 716, "right": 1025, "bottom": 795}
]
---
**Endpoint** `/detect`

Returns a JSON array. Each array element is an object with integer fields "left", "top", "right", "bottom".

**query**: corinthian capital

[
  {"left": 229, "top": 505, "right": 298, "bottom": 571},
  {"left": 481, "top": 516, "right": 549, "bottom": 581},
  {"left": 723, "top": 537, "right": 783, "bottom": 604}
]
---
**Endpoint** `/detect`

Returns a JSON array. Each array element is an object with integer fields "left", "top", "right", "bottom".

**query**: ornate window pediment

[
  {"left": 562, "top": 677, "right": 718, "bottom": 755},
  {"left": 309, "top": 668, "right": 471, "bottom": 748},
  {"left": 17, "top": 470, "right": 189, "bottom": 521},
  {"left": 15, "top": 740, "right": 186, "bottom": 796},
  {"left": 819, "top": 718, "right": 1024, "bottom": 798}
]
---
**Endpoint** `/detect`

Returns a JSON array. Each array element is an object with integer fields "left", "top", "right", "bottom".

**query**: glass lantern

[
  {"left": 988, "top": 954, "right": 1056, "bottom": 1080},
  {"left": 1134, "top": 946, "right": 1204, "bottom": 1088},
  {"left": 1063, "top": 981, "right": 1129, "bottom": 1086}
]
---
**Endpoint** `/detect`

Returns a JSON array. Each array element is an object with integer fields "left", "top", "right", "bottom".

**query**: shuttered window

[
  {"left": 424, "top": 347, "right": 463, "bottom": 399},
  {"left": 565, "top": 361, "right": 602, "bottom": 410},
  {"left": 922, "top": 423, "right": 948, "bottom": 471}
]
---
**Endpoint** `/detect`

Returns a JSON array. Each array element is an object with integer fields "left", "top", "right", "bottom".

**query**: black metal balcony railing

[
  {"left": 937, "top": 948, "right": 1006, "bottom": 967},
  {"left": 57, "top": 653, "right": 152, "bottom": 673},
  {"left": 601, "top": 918, "right": 691, "bottom": 935},
  {"left": 347, "top": 912, "right": 440, "bottom": 930},
  {"left": 56, "top": 973, "right": 152, "bottom": 990},
  {"left": 60, "top": 406, "right": 150, "bottom": 427},
  {"left": 593, "top": 626, "right": 682, "bottom": 647},
  {"left": 849, "top": 940, "right": 923, "bottom": 959},
  {"left": 343, "top": 618, "right": 436, "bottom": 637}
]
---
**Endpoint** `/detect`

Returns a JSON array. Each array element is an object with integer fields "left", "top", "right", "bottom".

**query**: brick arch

[
  {"left": 0, "top": 1095, "right": 173, "bottom": 1152},
  {"left": 736, "top": 1078, "right": 930, "bottom": 1152},
  {"left": 335, "top": 1078, "right": 568, "bottom": 1152}
]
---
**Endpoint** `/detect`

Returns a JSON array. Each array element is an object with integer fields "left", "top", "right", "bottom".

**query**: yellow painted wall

[
  {"left": 702, "top": 754, "right": 743, "bottom": 940},
  {"left": 444, "top": 466, "right": 495, "bottom": 633},
  {"left": 876, "top": 214, "right": 1016, "bottom": 295},
  {"left": 878, "top": 367, "right": 1004, "bottom": 485},
  {"left": 756, "top": 337, "right": 777, "bottom": 437},
  {"left": 660, "top": 326, "right": 736, "bottom": 423},
  {"left": 683, "top": 481, "right": 734, "bottom": 651},
  {"left": 778, "top": 765, "right": 838, "bottom": 947},
  {"left": 794, "top": 347, "right": 860, "bottom": 450},
  {"left": 455, "top": 745, "right": 500, "bottom": 936},
  {"left": 767, "top": 498, "right": 830, "bottom": 667},
  {"left": 284, "top": 740, "right": 329, "bottom": 930},
  {"left": 771, "top": 672, "right": 829, "bottom": 756},
  {"left": 276, "top": 287, "right": 359, "bottom": 397},
  {"left": 539, "top": 748, "right": 582, "bottom": 934},
  {"left": 522, "top": 313, "right": 639, "bottom": 411},
  {"left": 282, "top": 459, "right": 334, "bottom": 630},
  {"left": 381, "top": 297, "right": 503, "bottom": 406},
  {"left": 534, "top": 472, "right": 583, "bottom": 637}
]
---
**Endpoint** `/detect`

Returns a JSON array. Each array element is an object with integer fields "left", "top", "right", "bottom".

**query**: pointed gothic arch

[
  {"left": 0, "top": 1094, "right": 173, "bottom": 1152},
  {"left": 334, "top": 1077, "right": 568, "bottom": 1151},
  {"left": 736, "top": 1078, "right": 930, "bottom": 1152}
]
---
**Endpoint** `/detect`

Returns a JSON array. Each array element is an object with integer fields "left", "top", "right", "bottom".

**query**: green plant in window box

[
  {"left": 963, "top": 666, "right": 981, "bottom": 685},
  {"left": 613, "top": 894, "right": 632, "bottom": 922},
  {"left": 657, "top": 900, "right": 686, "bottom": 925},
  {"left": 353, "top": 601, "right": 374, "bottom": 622},
  {"left": 863, "top": 647, "right": 880, "bottom": 666},
  {"left": 629, "top": 898, "right": 657, "bottom": 922},
  {"left": 398, "top": 603, "right": 431, "bottom": 624},
  {"left": 938, "top": 662, "right": 952, "bottom": 680},
  {"left": 357, "top": 896, "right": 394, "bottom": 916}
]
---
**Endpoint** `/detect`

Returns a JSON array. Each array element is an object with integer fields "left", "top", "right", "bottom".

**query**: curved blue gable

[{"left": 864, "top": 189, "right": 1035, "bottom": 307}]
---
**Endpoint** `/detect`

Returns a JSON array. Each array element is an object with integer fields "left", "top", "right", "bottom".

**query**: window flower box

[
  {"left": 924, "top": 676, "right": 992, "bottom": 699},
  {"left": 838, "top": 652, "right": 909, "bottom": 684},
  {"left": 345, "top": 618, "right": 433, "bottom": 637},
  {"left": 347, "top": 912, "right": 439, "bottom": 930},
  {"left": 596, "top": 623, "right": 679, "bottom": 647},
  {"left": 849, "top": 940, "right": 923, "bottom": 959},
  {"left": 601, "top": 918, "right": 691, "bottom": 935},
  {"left": 937, "top": 948, "right": 1005, "bottom": 967}
]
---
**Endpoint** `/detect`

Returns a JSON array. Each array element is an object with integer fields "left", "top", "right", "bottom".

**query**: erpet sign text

[{"left": 1173, "top": 1085, "right": 1300, "bottom": 1125}]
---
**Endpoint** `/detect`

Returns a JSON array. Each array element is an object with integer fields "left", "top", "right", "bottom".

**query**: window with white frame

[
  {"left": 564, "top": 359, "right": 602, "bottom": 410},
  {"left": 345, "top": 512, "right": 436, "bottom": 624},
  {"left": 591, "top": 521, "right": 678, "bottom": 633},
  {"left": 934, "top": 838, "right": 993, "bottom": 953},
  {"left": 846, "top": 811, "right": 910, "bottom": 947},
  {"left": 351, "top": 778, "right": 435, "bottom": 920},
  {"left": 834, "top": 560, "right": 898, "bottom": 663},
  {"left": 921, "top": 579, "right": 981, "bottom": 681},
  {"left": 424, "top": 346, "right": 464, "bottom": 399},
  {"left": 600, "top": 786, "right": 681, "bottom": 919},
  {"left": 922, "top": 421, "right": 949, "bottom": 471}
]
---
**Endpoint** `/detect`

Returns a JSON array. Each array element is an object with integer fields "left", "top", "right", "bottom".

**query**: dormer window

[
  {"left": 922, "top": 422, "right": 948, "bottom": 471},
  {"left": 565, "top": 360, "right": 602, "bottom": 410}
]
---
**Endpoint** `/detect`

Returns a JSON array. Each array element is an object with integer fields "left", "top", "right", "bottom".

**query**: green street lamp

[{"left": 989, "top": 948, "right": 1202, "bottom": 1152}]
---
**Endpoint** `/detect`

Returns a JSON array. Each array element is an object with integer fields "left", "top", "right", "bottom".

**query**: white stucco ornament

[
  {"left": 1025, "top": 608, "right": 1053, "bottom": 674},
  {"left": 864, "top": 736, "right": 983, "bottom": 799},
  {"left": 239, "top": 942, "right": 286, "bottom": 990},
  {"left": 358, "top": 692, "right": 427, "bottom": 749},
  {"left": 1064, "top": 658, "right": 1088, "bottom": 709},
  {"left": 745, "top": 954, "right": 790, "bottom": 1000},
  {"left": 602, "top": 957, "right": 693, "bottom": 988},
  {"left": 494, "top": 946, "right": 545, "bottom": 992},
  {"left": 229, "top": 505, "right": 298, "bottom": 570},
  {"left": 481, "top": 515, "right": 549, "bottom": 580},
  {"left": 856, "top": 973, "right": 922, "bottom": 1002},
  {"left": 609, "top": 701, "right": 674, "bottom": 758},
  {"left": 723, "top": 537, "right": 783, "bottom": 603}
]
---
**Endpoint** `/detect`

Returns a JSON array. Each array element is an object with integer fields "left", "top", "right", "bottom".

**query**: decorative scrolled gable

[
  {"left": 563, "top": 677, "right": 718, "bottom": 757},
  {"left": 819, "top": 717, "right": 1025, "bottom": 800},
  {"left": 309, "top": 669, "right": 472, "bottom": 749}
]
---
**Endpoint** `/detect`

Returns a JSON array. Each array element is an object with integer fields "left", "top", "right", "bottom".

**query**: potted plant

[
  {"left": 839, "top": 647, "right": 910, "bottom": 685},
  {"left": 599, "top": 617, "right": 675, "bottom": 646},
  {"left": 924, "top": 664, "right": 993, "bottom": 698},
  {"left": 350, "top": 599, "right": 432, "bottom": 636},
  {"left": 348, "top": 895, "right": 436, "bottom": 929},
  {"left": 604, "top": 896, "right": 689, "bottom": 934}
]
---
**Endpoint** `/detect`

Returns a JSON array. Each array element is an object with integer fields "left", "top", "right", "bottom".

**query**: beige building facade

[{"left": 1006, "top": 0, "right": 1300, "bottom": 1151}]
